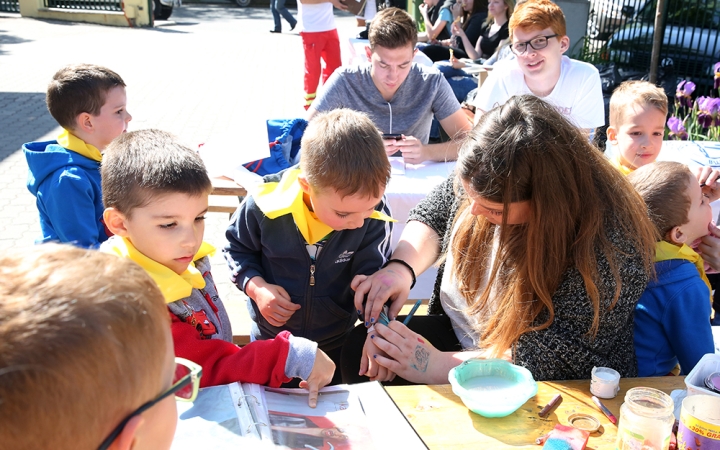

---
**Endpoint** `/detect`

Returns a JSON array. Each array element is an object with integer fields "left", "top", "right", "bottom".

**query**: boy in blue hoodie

[
  {"left": 224, "top": 109, "right": 394, "bottom": 384},
  {"left": 628, "top": 161, "right": 715, "bottom": 376},
  {"left": 23, "top": 64, "right": 132, "bottom": 248}
]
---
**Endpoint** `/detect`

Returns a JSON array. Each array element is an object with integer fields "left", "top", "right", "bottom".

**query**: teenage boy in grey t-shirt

[{"left": 307, "top": 7, "right": 471, "bottom": 164}]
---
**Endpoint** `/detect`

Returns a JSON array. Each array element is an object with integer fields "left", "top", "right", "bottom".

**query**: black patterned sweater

[{"left": 407, "top": 176, "right": 648, "bottom": 380}]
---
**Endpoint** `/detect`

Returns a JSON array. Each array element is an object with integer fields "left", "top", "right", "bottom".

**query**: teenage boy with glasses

[
  {"left": 472, "top": 0, "right": 604, "bottom": 134},
  {"left": 0, "top": 244, "right": 185, "bottom": 450}
]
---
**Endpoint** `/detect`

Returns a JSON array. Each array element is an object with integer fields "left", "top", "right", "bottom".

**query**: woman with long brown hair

[{"left": 342, "top": 95, "right": 657, "bottom": 384}]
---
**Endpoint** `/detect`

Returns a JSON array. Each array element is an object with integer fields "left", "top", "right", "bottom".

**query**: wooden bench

[{"left": 209, "top": 177, "right": 246, "bottom": 216}]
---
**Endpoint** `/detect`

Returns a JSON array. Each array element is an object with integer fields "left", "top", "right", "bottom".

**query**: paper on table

[{"left": 198, "top": 123, "right": 271, "bottom": 178}]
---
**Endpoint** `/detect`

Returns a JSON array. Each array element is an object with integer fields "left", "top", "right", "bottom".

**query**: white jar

[{"left": 615, "top": 387, "right": 675, "bottom": 450}]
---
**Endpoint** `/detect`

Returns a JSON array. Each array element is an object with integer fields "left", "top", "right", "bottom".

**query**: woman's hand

[
  {"left": 451, "top": 1, "right": 463, "bottom": 19},
  {"left": 359, "top": 332, "right": 397, "bottom": 381},
  {"left": 352, "top": 263, "right": 413, "bottom": 326},
  {"left": 450, "top": 56, "right": 466, "bottom": 69},
  {"left": 696, "top": 166, "right": 720, "bottom": 202},
  {"left": 418, "top": 2, "right": 428, "bottom": 17},
  {"left": 451, "top": 21, "right": 465, "bottom": 38},
  {"left": 369, "top": 321, "right": 449, "bottom": 384},
  {"left": 697, "top": 222, "right": 720, "bottom": 271}
]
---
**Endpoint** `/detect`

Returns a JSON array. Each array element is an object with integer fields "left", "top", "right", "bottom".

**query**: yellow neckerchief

[
  {"left": 609, "top": 154, "right": 634, "bottom": 176},
  {"left": 655, "top": 240, "right": 712, "bottom": 303},
  {"left": 102, "top": 236, "right": 215, "bottom": 303},
  {"left": 57, "top": 129, "right": 102, "bottom": 162},
  {"left": 253, "top": 168, "right": 395, "bottom": 245}
]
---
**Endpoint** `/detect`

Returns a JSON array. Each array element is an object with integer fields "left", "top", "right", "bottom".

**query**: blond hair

[
  {"left": 609, "top": 80, "right": 669, "bottom": 128},
  {"left": 627, "top": 161, "right": 692, "bottom": 239},
  {"left": 0, "top": 244, "right": 169, "bottom": 450},
  {"left": 300, "top": 109, "right": 390, "bottom": 199},
  {"left": 452, "top": 95, "right": 656, "bottom": 354}
]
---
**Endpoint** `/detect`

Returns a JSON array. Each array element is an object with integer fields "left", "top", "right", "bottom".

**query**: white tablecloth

[{"left": 386, "top": 158, "right": 456, "bottom": 299}]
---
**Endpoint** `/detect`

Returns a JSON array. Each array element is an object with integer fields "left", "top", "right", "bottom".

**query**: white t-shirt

[
  {"left": 439, "top": 213, "right": 500, "bottom": 349},
  {"left": 472, "top": 56, "right": 605, "bottom": 129},
  {"left": 298, "top": 2, "right": 336, "bottom": 33}
]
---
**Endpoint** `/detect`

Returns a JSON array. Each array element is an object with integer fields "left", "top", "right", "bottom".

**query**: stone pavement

[{"left": 0, "top": 6, "right": 359, "bottom": 332}]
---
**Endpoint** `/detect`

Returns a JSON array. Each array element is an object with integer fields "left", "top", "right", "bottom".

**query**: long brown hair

[{"left": 451, "top": 95, "right": 655, "bottom": 355}]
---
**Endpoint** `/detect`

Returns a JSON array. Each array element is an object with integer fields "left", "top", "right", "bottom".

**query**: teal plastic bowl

[{"left": 448, "top": 359, "right": 538, "bottom": 418}]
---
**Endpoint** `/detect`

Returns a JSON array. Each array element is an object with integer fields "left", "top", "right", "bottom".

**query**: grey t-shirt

[{"left": 312, "top": 63, "right": 461, "bottom": 144}]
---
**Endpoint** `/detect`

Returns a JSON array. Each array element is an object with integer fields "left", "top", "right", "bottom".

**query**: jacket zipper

[{"left": 309, "top": 264, "right": 315, "bottom": 286}]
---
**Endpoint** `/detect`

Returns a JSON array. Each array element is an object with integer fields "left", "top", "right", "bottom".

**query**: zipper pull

[{"left": 309, "top": 264, "right": 316, "bottom": 286}]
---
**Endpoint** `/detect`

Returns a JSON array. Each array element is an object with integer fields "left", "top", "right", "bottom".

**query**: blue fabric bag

[{"left": 243, "top": 118, "right": 307, "bottom": 176}]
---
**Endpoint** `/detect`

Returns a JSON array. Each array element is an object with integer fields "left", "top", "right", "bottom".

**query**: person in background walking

[{"left": 270, "top": 0, "right": 297, "bottom": 33}]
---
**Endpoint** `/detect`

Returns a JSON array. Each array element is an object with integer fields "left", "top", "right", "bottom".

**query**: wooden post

[{"left": 649, "top": 0, "right": 666, "bottom": 83}]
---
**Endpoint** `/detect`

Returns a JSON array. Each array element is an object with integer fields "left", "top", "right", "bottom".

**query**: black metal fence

[
  {"left": 0, "top": 0, "right": 20, "bottom": 12},
  {"left": 44, "top": 0, "right": 122, "bottom": 11},
  {"left": 582, "top": 0, "right": 720, "bottom": 94}
]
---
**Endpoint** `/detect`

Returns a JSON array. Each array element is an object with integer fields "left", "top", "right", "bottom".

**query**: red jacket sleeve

[{"left": 171, "top": 312, "right": 292, "bottom": 387}]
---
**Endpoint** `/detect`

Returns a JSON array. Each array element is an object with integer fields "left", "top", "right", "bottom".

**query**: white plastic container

[{"left": 685, "top": 353, "right": 720, "bottom": 399}]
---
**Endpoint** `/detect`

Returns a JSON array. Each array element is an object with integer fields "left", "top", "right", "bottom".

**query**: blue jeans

[{"left": 271, "top": 0, "right": 296, "bottom": 32}]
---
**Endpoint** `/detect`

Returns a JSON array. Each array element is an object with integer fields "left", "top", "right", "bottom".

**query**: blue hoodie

[
  {"left": 634, "top": 259, "right": 714, "bottom": 376},
  {"left": 23, "top": 140, "right": 108, "bottom": 248}
]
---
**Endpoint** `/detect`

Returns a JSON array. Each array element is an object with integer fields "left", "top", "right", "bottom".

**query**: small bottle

[{"left": 615, "top": 387, "right": 675, "bottom": 450}]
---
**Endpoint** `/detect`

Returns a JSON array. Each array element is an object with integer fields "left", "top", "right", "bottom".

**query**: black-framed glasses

[
  {"left": 510, "top": 34, "right": 559, "bottom": 55},
  {"left": 97, "top": 357, "right": 202, "bottom": 450}
]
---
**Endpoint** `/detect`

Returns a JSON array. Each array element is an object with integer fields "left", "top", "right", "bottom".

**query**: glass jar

[{"left": 615, "top": 387, "right": 675, "bottom": 450}]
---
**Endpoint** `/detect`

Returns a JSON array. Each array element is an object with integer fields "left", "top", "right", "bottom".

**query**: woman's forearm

[{"left": 390, "top": 221, "right": 442, "bottom": 277}]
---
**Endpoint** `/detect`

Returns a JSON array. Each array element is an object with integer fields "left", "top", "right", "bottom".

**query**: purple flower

[
  {"left": 678, "top": 80, "right": 696, "bottom": 95},
  {"left": 667, "top": 116, "right": 689, "bottom": 140},
  {"left": 699, "top": 112, "right": 713, "bottom": 128},
  {"left": 698, "top": 96, "right": 720, "bottom": 115}
]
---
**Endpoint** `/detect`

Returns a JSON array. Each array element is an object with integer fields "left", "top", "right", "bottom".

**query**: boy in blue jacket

[
  {"left": 628, "top": 161, "right": 715, "bottom": 376},
  {"left": 224, "top": 109, "right": 394, "bottom": 384},
  {"left": 23, "top": 63, "right": 132, "bottom": 248}
]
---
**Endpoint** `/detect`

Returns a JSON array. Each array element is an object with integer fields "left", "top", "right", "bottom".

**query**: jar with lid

[{"left": 616, "top": 387, "right": 675, "bottom": 450}]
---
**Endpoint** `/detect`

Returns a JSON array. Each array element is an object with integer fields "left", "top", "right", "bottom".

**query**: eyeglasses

[
  {"left": 97, "top": 357, "right": 202, "bottom": 450},
  {"left": 510, "top": 34, "right": 559, "bottom": 55}
]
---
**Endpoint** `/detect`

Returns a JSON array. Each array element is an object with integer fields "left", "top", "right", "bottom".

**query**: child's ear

[
  {"left": 108, "top": 415, "right": 144, "bottom": 450},
  {"left": 104, "top": 208, "right": 130, "bottom": 237},
  {"left": 75, "top": 112, "right": 95, "bottom": 134},
  {"left": 297, "top": 174, "right": 311, "bottom": 194},
  {"left": 667, "top": 226, "right": 687, "bottom": 245},
  {"left": 606, "top": 126, "right": 618, "bottom": 144},
  {"left": 558, "top": 35, "right": 570, "bottom": 54}
]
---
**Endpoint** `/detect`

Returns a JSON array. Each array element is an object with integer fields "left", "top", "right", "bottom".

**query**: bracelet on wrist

[{"left": 381, "top": 258, "right": 416, "bottom": 289}]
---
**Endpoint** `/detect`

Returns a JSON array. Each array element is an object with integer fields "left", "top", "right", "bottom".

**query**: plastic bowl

[{"left": 448, "top": 359, "right": 538, "bottom": 418}]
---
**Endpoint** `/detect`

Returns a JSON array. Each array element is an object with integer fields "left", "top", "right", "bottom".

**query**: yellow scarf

[
  {"left": 57, "top": 129, "right": 102, "bottom": 162},
  {"left": 655, "top": 240, "right": 712, "bottom": 303},
  {"left": 609, "top": 154, "right": 634, "bottom": 176},
  {"left": 253, "top": 169, "right": 395, "bottom": 245},
  {"left": 102, "top": 236, "right": 215, "bottom": 303}
]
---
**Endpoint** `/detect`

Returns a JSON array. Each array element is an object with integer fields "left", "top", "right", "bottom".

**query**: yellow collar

[
  {"left": 57, "top": 129, "right": 102, "bottom": 162},
  {"left": 655, "top": 240, "right": 712, "bottom": 301},
  {"left": 102, "top": 236, "right": 215, "bottom": 303},
  {"left": 609, "top": 154, "right": 634, "bottom": 176},
  {"left": 253, "top": 169, "right": 395, "bottom": 245}
]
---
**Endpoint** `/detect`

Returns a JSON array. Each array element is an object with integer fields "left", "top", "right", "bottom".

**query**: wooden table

[{"left": 386, "top": 377, "right": 686, "bottom": 449}]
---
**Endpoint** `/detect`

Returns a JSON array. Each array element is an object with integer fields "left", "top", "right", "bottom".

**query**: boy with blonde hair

[
  {"left": 224, "top": 109, "right": 394, "bottom": 385},
  {"left": 0, "top": 244, "right": 182, "bottom": 450},
  {"left": 24, "top": 63, "right": 132, "bottom": 248},
  {"left": 628, "top": 161, "right": 715, "bottom": 376},
  {"left": 606, "top": 80, "right": 668, "bottom": 174},
  {"left": 101, "top": 129, "right": 334, "bottom": 407}
]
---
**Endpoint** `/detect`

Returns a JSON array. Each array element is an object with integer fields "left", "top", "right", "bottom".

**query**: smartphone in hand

[{"left": 382, "top": 134, "right": 402, "bottom": 140}]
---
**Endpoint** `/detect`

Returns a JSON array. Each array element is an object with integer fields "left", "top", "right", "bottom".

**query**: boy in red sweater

[{"left": 100, "top": 129, "right": 334, "bottom": 407}]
